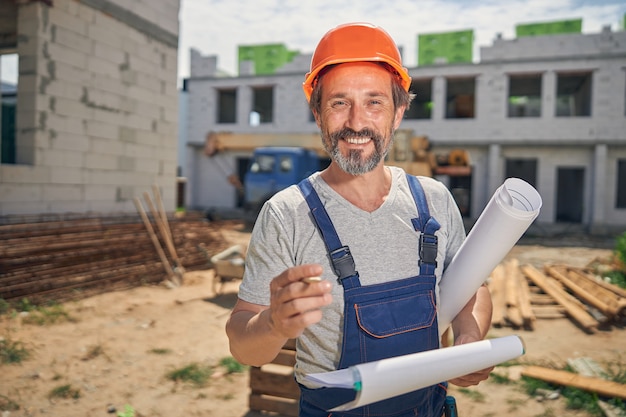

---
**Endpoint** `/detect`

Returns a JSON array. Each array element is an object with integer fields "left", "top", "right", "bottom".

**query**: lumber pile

[
  {"left": 0, "top": 212, "right": 237, "bottom": 304},
  {"left": 488, "top": 259, "right": 626, "bottom": 332},
  {"left": 249, "top": 339, "right": 299, "bottom": 417}
]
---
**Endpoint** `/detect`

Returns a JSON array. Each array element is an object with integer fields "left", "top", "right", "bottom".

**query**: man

[{"left": 225, "top": 22, "right": 493, "bottom": 417}]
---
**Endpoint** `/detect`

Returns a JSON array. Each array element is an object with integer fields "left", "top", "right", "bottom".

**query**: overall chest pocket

[{"left": 354, "top": 290, "right": 436, "bottom": 338}]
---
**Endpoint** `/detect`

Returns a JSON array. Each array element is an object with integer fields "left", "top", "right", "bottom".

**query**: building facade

[
  {"left": 182, "top": 26, "right": 626, "bottom": 235},
  {"left": 0, "top": 0, "right": 180, "bottom": 217}
]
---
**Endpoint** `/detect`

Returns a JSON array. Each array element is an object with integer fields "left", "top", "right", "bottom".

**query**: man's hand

[
  {"left": 447, "top": 334, "right": 494, "bottom": 387},
  {"left": 268, "top": 264, "right": 333, "bottom": 339},
  {"left": 225, "top": 264, "right": 332, "bottom": 366}
]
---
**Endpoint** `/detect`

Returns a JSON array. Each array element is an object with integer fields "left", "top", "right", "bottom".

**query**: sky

[
  {"left": 1, "top": 0, "right": 625, "bottom": 86},
  {"left": 177, "top": 0, "right": 626, "bottom": 81}
]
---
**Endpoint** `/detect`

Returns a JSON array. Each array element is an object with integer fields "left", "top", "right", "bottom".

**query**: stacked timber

[
  {"left": 249, "top": 339, "right": 299, "bottom": 417},
  {"left": 0, "top": 213, "right": 236, "bottom": 304},
  {"left": 489, "top": 259, "right": 626, "bottom": 333}
]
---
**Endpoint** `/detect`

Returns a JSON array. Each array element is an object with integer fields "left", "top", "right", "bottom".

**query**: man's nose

[{"left": 345, "top": 103, "right": 369, "bottom": 132}]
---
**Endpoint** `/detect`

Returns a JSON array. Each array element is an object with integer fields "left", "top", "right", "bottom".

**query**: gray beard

[{"left": 322, "top": 129, "right": 395, "bottom": 176}]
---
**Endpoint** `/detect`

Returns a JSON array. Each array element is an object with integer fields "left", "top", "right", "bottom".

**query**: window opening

[
  {"left": 405, "top": 79, "right": 433, "bottom": 120},
  {"left": 555, "top": 72, "right": 592, "bottom": 117},
  {"left": 252, "top": 86, "right": 274, "bottom": 124},
  {"left": 508, "top": 74, "right": 542, "bottom": 118},
  {"left": 445, "top": 77, "right": 475, "bottom": 118},
  {"left": 217, "top": 88, "right": 237, "bottom": 123},
  {"left": 1, "top": 53, "right": 18, "bottom": 164}
]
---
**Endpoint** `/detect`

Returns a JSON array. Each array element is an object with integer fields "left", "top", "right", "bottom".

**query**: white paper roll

[
  {"left": 437, "top": 178, "right": 542, "bottom": 334},
  {"left": 327, "top": 335, "right": 525, "bottom": 411}
]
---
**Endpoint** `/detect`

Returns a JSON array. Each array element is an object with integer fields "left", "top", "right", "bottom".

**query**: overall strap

[
  {"left": 297, "top": 178, "right": 359, "bottom": 286},
  {"left": 406, "top": 175, "right": 441, "bottom": 276}
]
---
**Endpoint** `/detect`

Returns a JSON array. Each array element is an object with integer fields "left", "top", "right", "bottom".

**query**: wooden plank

[
  {"left": 504, "top": 260, "right": 524, "bottom": 328},
  {"left": 515, "top": 261, "right": 536, "bottom": 329},
  {"left": 489, "top": 264, "right": 506, "bottom": 327},
  {"left": 546, "top": 265, "right": 616, "bottom": 318},
  {"left": 574, "top": 267, "right": 626, "bottom": 298},
  {"left": 566, "top": 268, "right": 626, "bottom": 315},
  {"left": 249, "top": 394, "right": 299, "bottom": 417},
  {"left": 134, "top": 197, "right": 177, "bottom": 285},
  {"left": 249, "top": 366, "right": 300, "bottom": 398},
  {"left": 272, "top": 348, "right": 296, "bottom": 367},
  {"left": 283, "top": 338, "right": 297, "bottom": 351},
  {"left": 532, "top": 307, "right": 566, "bottom": 319},
  {"left": 521, "top": 264, "right": 598, "bottom": 333},
  {"left": 530, "top": 294, "right": 559, "bottom": 305},
  {"left": 521, "top": 366, "right": 626, "bottom": 400}
]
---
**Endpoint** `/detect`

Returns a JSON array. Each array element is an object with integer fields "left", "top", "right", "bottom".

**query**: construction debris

[
  {"left": 489, "top": 259, "right": 626, "bottom": 333},
  {"left": 203, "top": 244, "right": 246, "bottom": 294}
]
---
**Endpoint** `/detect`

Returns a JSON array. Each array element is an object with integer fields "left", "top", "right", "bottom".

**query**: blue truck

[{"left": 243, "top": 146, "right": 322, "bottom": 217}]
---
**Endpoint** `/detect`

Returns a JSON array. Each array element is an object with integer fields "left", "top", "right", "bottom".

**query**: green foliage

[
  {"left": 0, "top": 337, "right": 31, "bottom": 364},
  {"left": 561, "top": 386, "right": 603, "bottom": 415},
  {"left": 219, "top": 356, "right": 248, "bottom": 374},
  {"left": 522, "top": 375, "right": 554, "bottom": 396},
  {"left": 457, "top": 387, "right": 486, "bottom": 402},
  {"left": 604, "top": 270, "right": 626, "bottom": 289},
  {"left": 489, "top": 372, "right": 512, "bottom": 385},
  {"left": 148, "top": 348, "right": 172, "bottom": 355},
  {"left": 21, "top": 304, "right": 75, "bottom": 326},
  {"left": 117, "top": 404, "right": 136, "bottom": 417},
  {"left": 0, "top": 299, "right": 9, "bottom": 315},
  {"left": 523, "top": 371, "right": 626, "bottom": 416},
  {"left": 48, "top": 384, "right": 81, "bottom": 400},
  {"left": 166, "top": 363, "right": 213, "bottom": 387},
  {"left": 16, "top": 298, "right": 35, "bottom": 312},
  {"left": 598, "top": 231, "right": 626, "bottom": 289}
]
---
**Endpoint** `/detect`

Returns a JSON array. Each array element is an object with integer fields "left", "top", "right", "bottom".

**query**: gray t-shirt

[{"left": 237, "top": 166, "right": 466, "bottom": 384}]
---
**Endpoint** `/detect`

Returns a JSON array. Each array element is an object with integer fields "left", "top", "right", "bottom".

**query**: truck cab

[{"left": 243, "top": 147, "right": 320, "bottom": 214}]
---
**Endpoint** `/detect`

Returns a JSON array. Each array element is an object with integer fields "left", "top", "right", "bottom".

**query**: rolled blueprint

[
  {"left": 437, "top": 177, "right": 542, "bottom": 334},
  {"left": 304, "top": 335, "right": 525, "bottom": 411}
]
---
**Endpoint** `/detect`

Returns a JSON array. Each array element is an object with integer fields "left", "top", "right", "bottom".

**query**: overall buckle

[
  {"left": 419, "top": 234, "right": 438, "bottom": 267},
  {"left": 330, "top": 246, "right": 357, "bottom": 281}
]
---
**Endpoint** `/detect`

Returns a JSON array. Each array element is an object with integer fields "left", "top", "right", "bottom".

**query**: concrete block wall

[
  {"left": 0, "top": 0, "right": 180, "bottom": 216},
  {"left": 183, "top": 28, "right": 626, "bottom": 232}
]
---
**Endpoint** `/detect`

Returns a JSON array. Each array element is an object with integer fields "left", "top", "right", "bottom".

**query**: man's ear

[
  {"left": 312, "top": 109, "right": 322, "bottom": 128},
  {"left": 393, "top": 105, "right": 407, "bottom": 130}
]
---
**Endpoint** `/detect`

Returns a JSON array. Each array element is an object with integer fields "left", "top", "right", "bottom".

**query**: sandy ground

[{"left": 1, "top": 223, "right": 625, "bottom": 417}]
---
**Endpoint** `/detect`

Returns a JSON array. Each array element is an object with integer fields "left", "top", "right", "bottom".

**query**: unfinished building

[
  {"left": 0, "top": 0, "right": 180, "bottom": 217},
  {"left": 181, "top": 24, "right": 626, "bottom": 236}
]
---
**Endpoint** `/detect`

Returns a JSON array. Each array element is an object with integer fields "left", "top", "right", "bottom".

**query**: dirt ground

[{"left": 1, "top": 222, "right": 625, "bottom": 417}]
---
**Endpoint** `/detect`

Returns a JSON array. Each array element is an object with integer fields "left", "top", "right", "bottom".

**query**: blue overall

[{"left": 297, "top": 175, "right": 447, "bottom": 417}]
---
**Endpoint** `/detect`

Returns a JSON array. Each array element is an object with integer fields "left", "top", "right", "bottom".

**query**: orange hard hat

[{"left": 303, "top": 22, "right": 411, "bottom": 102}]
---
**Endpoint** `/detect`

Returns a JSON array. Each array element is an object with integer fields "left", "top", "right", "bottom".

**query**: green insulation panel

[
  {"left": 238, "top": 43, "right": 298, "bottom": 75},
  {"left": 417, "top": 29, "right": 473, "bottom": 66},
  {"left": 516, "top": 19, "right": 582, "bottom": 37}
]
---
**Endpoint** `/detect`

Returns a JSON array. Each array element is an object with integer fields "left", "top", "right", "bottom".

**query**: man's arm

[
  {"left": 448, "top": 284, "right": 493, "bottom": 386},
  {"left": 451, "top": 284, "right": 492, "bottom": 341},
  {"left": 225, "top": 263, "right": 332, "bottom": 367}
]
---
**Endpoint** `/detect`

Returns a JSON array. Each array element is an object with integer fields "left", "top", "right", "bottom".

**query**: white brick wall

[{"left": 0, "top": 0, "right": 180, "bottom": 217}]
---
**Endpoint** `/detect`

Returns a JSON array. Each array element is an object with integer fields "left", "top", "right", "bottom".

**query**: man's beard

[{"left": 321, "top": 127, "right": 394, "bottom": 175}]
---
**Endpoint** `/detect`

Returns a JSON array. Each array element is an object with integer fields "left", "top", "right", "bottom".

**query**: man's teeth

[{"left": 345, "top": 137, "right": 370, "bottom": 144}]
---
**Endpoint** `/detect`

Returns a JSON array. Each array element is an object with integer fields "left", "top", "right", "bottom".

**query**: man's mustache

[{"left": 328, "top": 128, "right": 383, "bottom": 144}]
